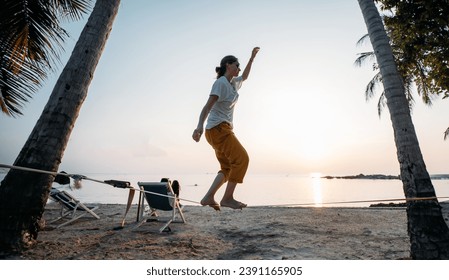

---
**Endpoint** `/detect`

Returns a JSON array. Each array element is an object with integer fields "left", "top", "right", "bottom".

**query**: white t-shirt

[{"left": 206, "top": 75, "right": 244, "bottom": 129}]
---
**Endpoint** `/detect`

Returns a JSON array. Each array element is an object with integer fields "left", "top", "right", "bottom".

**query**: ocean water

[{"left": 2, "top": 172, "right": 448, "bottom": 207}]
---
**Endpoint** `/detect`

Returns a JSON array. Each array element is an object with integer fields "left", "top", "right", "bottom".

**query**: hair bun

[{"left": 215, "top": 66, "right": 221, "bottom": 73}]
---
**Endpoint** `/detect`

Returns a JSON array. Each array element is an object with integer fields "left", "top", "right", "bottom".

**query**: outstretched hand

[{"left": 251, "top": 47, "right": 260, "bottom": 59}]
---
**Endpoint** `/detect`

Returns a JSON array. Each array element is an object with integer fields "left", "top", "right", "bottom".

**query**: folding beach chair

[
  {"left": 136, "top": 181, "right": 186, "bottom": 232},
  {"left": 48, "top": 188, "right": 100, "bottom": 228}
]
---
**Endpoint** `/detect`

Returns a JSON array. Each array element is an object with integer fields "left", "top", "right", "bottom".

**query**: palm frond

[
  {"left": 1, "top": 49, "right": 45, "bottom": 116},
  {"left": 444, "top": 127, "right": 449, "bottom": 141},
  {"left": 377, "top": 91, "right": 387, "bottom": 118},
  {"left": 414, "top": 61, "right": 433, "bottom": 106},
  {"left": 53, "top": 0, "right": 92, "bottom": 21},
  {"left": 0, "top": 0, "right": 93, "bottom": 117},
  {"left": 356, "top": 34, "right": 371, "bottom": 47},
  {"left": 402, "top": 76, "right": 415, "bottom": 112},
  {"left": 365, "top": 71, "right": 382, "bottom": 101},
  {"left": 354, "top": 51, "right": 376, "bottom": 68}
]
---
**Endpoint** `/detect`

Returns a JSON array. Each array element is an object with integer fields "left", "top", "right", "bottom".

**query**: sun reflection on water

[{"left": 310, "top": 172, "right": 323, "bottom": 207}]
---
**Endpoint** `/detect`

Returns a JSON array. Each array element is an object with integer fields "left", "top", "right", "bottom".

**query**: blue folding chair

[
  {"left": 48, "top": 188, "right": 100, "bottom": 228},
  {"left": 136, "top": 181, "right": 186, "bottom": 232}
]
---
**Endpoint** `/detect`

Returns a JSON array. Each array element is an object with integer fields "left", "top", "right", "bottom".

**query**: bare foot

[
  {"left": 220, "top": 199, "right": 247, "bottom": 210},
  {"left": 200, "top": 197, "right": 221, "bottom": 211}
]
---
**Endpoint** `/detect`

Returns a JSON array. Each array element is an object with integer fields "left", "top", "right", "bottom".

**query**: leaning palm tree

[
  {"left": 355, "top": 6, "right": 448, "bottom": 140},
  {"left": 0, "top": 0, "right": 121, "bottom": 252},
  {"left": 0, "top": 0, "right": 91, "bottom": 117},
  {"left": 358, "top": 0, "right": 449, "bottom": 259}
]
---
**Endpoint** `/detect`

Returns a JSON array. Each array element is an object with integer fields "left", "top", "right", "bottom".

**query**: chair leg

[
  {"left": 48, "top": 202, "right": 73, "bottom": 224},
  {"left": 79, "top": 205, "right": 100, "bottom": 219},
  {"left": 57, "top": 211, "right": 89, "bottom": 228},
  {"left": 175, "top": 201, "right": 186, "bottom": 223},
  {"left": 134, "top": 217, "right": 147, "bottom": 230},
  {"left": 159, "top": 207, "right": 176, "bottom": 232},
  {"left": 159, "top": 220, "right": 173, "bottom": 233}
]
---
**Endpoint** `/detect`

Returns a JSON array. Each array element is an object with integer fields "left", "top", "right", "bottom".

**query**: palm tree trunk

[
  {"left": 358, "top": 0, "right": 449, "bottom": 259},
  {"left": 0, "top": 0, "right": 120, "bottom": 252}
]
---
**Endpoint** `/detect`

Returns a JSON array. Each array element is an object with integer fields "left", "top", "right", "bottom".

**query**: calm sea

[{"left": 2, "top": 172, "right": 448, "bottom": 207}]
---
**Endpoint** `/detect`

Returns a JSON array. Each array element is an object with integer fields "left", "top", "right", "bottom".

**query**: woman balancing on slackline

[{"left": 192, "top": 47, "right": 260, "bottom": 211}]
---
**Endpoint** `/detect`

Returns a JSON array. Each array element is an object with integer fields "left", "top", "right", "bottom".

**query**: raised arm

[
  {"left": 241, "top": 47, "right": 260, "bottom": 81},
  {"left": 192, "top": 95, "right": 218, "bottom": 142}
]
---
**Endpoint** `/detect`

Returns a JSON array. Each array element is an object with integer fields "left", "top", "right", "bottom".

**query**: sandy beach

[{"left": 7, "top": 201, "right": 443, "bottom": 260}]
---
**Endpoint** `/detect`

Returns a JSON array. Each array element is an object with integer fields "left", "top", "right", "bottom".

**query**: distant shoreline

[
  {"left": 322, "top": 174, "right": 399, "bottom": 180},
  {"left": 322, "top": 173, "right": 449, "bottom": 180}
]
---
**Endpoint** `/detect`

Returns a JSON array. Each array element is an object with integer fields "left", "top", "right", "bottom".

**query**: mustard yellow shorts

[{"left": 205, "top": 122, "right": 249, "bottom": 183}]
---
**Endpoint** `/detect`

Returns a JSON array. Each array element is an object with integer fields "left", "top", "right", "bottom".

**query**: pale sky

[{"left": 1, "top": 0, "right": 448, "bottom": 176}]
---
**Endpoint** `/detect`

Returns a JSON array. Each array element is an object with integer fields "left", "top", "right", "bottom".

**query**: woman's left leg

[
  {"left": 200, "top": 171, "right": 226, "bottom": 210},
  {"left": 220, "top": 181, "right": 247, "bottom": 209}
]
